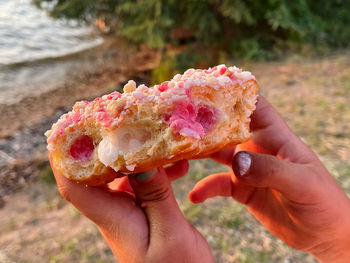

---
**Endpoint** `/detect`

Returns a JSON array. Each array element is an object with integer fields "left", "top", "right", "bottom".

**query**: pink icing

[
  {"left": 50, "top": 112, "right": 81, "bottom": 140},
  {"left": 96, "top": 111, "right": 113, "bottom": 127},
  {"left": 70, "top": 135, "right": 94, "bottom": 162},
  {"left": 47, "top": 64, "right": 254, "bottom": 143}
]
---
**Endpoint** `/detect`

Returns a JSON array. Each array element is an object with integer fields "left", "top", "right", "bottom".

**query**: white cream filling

[
  {"left": 97, "top": 134, "right": 120, "bottom": 167},
  {"left": 179, "top": 127, "right": 201, "bottom": 139},
  {"left": 126, "top": 164, "right": 136, "bottom": 171},
  {"left": 97, "top": 128, "right": 149, "bottom": 168}
]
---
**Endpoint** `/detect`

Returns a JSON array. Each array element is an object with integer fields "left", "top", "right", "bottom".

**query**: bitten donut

[{"left": 46, "top": 65, "right": 258, "bottom": 185}]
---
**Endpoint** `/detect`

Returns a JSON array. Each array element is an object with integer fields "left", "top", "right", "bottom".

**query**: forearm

[
  {"left": 312, "top": 243, "right": 350, "bottom": 263},
  {"left": 311, "top": 207, "right": 350, "bottom": 263}
]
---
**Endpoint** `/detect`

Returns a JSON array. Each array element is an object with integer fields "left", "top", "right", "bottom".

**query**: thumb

[
  {"left": 128, "top": 168, "right": 187, "bottom": 239},
  {"left": 232, "top": 151, "right": 315, "bottom": 202}
]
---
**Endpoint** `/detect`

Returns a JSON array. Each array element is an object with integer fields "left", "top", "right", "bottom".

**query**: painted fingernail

[
  {"left": 235, "top": 152, "right": 251, "bottom": 176},
  {"left": 134, "top": 170, "right": 155, "bottom": 181}
]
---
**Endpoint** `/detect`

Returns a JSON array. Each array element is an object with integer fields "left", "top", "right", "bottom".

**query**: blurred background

[{"left": 0, "top": 0, "right": 349, "bottom": 262}]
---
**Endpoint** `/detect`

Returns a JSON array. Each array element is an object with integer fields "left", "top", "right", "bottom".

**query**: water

[
  {"left": 0, "top": 0, "right": 104, "bottom": 104},
  {"left": 0, "top": 0, "right": 102, "bottom": 66}
]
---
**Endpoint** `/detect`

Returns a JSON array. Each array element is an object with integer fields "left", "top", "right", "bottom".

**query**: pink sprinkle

[
  {"left": 104, "top": 119, "right": 113, "bottom": 127},
  {"left": 57, "top": 128, "right": 63, "bottom": 135},
  {"left": 107, "top": 92, "right": 121, "bottom": 100},
  {"left": 219, "top": 67, "right": 227, "bottom": 75},
  {"left": 96, "top": 112, "right": 112, "bottom": 127},
  {"left": 158, "top": 81, "right": 169, "bottom": 92},
  {"left": 230, "top": 74, "right": 237, "bottom": 81},
  {"left": 204, "top": 67, "right": 216, "bottom": 74},
  {"left": 185, "top": 88, "right": 191, "bottom": 98},
  {"left": 49, "top": 112, "right": 82, "bottom": 142},
  {"left": 71, "top": 112, "right": 81, "bottom": 123},
  {"left": 97, "top": 112, "right": 108, "bottom": 120}
]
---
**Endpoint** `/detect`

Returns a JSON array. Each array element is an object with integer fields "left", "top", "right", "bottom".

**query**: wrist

[
  {"left": 311, "top": 242, "right": 350, "bottom": 263},
  {"left": 311, "top": 213, "right": 350, "bottom": 262}
]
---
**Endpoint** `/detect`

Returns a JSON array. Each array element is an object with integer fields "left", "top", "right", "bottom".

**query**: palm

[
  {"left": 190, "top": 96, "right": 350, "bottom": 257},
  {"left": 231, "top": 98, "right": 332, "bottom": 250},
  {"left": 243, "top": 185, "right": 314, "bottom": 250}
]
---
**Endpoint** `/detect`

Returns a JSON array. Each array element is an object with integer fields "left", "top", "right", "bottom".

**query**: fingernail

[
  {"left": 235, "top": 152, "right": 251, "bottom": 176},
  {"left": 134, "top": 170, "right": 155, "bottom": 181}
]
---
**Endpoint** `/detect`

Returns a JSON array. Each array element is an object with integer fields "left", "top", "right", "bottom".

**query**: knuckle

[
  {"left": 142, "top": 186, "right": 171, "bottom": 202},
  {"left": 256, "top": 155, "right": 278, "bottom": 186}
]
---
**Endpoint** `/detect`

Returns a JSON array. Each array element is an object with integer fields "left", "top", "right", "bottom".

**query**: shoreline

[
  {"left": 0, "top": 37, "right": 161, "bottom": 199},
  {"left": 0, "top": 37, "right": 161, "bottom": 137}
]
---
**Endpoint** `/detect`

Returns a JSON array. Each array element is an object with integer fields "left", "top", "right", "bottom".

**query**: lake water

[{"left": 0, "top": 0, "right": 103, "bottom": 103}]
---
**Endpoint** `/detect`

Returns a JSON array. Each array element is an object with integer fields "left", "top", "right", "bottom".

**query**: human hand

[
  {"left": 50, "top": 158, "right": 214, "bottom": 263},
  {"left": 189, "top": 96, "right": 350, "bottom": 263}
]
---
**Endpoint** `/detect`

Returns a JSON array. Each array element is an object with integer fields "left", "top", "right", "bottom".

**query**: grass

[
  {"left": 1, "top": 52, "right": 350, "bottom": 262},
  {"left": 38, "top": 164, "right": 55, "bottom": 184}
]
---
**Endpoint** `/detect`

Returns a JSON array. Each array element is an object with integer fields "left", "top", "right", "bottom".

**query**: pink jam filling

[
  {"left": 169, "top": 101, "right": 205, "bottom": 138},
  {"left": 70, "top": 135, "right": 95, "bottom": 162},
  {"left": 195, "top": 106, "right": 217, "bottom": 133},
  {"left": 169, "top": 102, "right": 217, "bottom": 138}
]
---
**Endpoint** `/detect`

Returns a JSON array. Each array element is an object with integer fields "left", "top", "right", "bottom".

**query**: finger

[
  {"left": 250, "top": 95, "right": 281, "bottom": 131},
  {"left": 188, "top": 172, "right": 257, "bottom": 205},
  {"left": 165, "top": 159, "right": 189, "bottom": 181},
  {"left": 107, "top": 176, "right": 134, "bottom": 195},
  {"left": 236, "top": 139, "right": 273, "bottom": 155},
  {"left": 50, "top": 159, "right": 149, "bottom": 261},
  {"left": 129, "top": 168, "right": 189, "bottom": 242},
  {"left": 209, "top": 147, "right": 235, "bottom": 166},
  {"left": 232, "top": 151, "right": 317, "bottom": 202},
  {"left": 51, "top": 162, "right": 138, "bottom": 226},
  {"left": 250, "top": 96, "right": 317, "bottom": 163},
  {"left": 106, "top": 160, "right": 189, "bottom": 192},
  {"left": 189, "top": 173, "right": 233, "bottom": 203}
]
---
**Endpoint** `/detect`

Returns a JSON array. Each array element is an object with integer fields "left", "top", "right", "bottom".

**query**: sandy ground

[{"left": 0, "top": 52, "right": 349, "bottom": 262}]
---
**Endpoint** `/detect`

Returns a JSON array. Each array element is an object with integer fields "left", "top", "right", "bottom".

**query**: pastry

[{"left": 46, "top": 65, "right": 258, "bottom": 185}]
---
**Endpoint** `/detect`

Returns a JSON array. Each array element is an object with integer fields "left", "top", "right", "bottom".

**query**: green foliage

[
  {"left": 34, "top": 0, "right": 350, "bottom": 62},
  {"left": 150, "top": 56, "right": 175, "bottom": 85},
  {"left": 38, "top": 164, "right": 55, "bottom": 184}
]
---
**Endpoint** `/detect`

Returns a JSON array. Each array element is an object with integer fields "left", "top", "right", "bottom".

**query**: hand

[
  {"left": 50, "top": 158, "right": 214, "bottom": 263},
  {"left": 189, "top": 96, "right": 350, "bottom": 263}
]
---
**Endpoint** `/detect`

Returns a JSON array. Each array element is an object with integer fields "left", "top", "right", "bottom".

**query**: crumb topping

[{"left": 46, "top": 64, "right": 255, "bottom": 146}]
